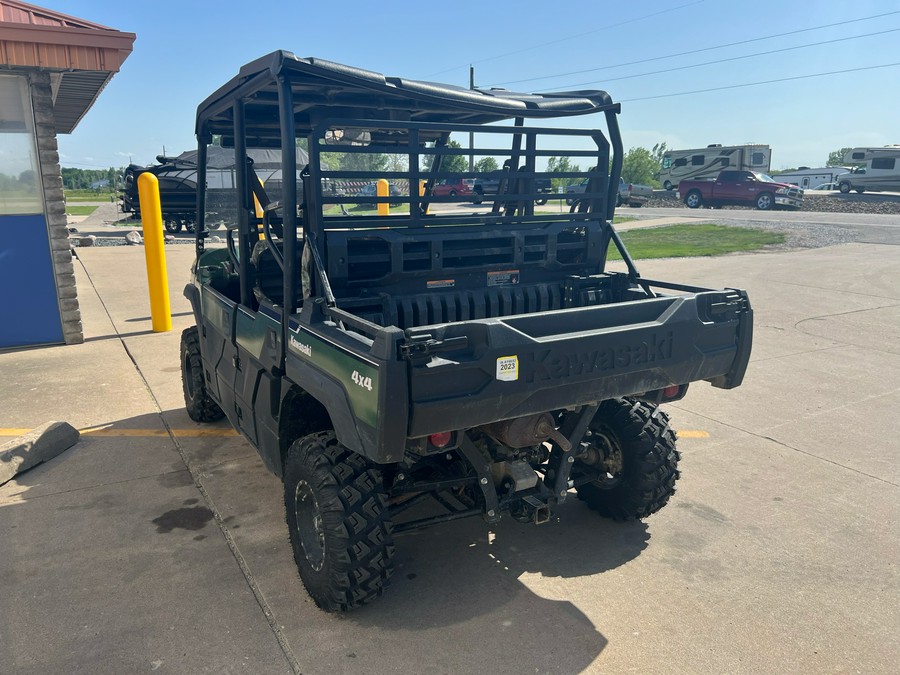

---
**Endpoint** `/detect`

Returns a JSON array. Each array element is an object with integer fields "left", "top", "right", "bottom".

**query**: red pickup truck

[{"left": 678, "top": 170, "right": 803, "bottom": 210}]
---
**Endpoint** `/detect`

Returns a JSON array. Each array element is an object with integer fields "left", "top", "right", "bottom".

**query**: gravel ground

[{"left": 647, "top": 190, "right": 900, "bottom": 214}]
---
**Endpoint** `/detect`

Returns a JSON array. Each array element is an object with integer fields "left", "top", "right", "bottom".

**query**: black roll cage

[{"left": 192, "top": 51, "right": 637, "bottom": 360}]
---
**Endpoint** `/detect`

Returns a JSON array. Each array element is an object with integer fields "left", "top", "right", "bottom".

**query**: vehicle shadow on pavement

[
  {"left": 1, "top": 409, "right": 651, "bottom": 673},
  {"left": 342, "top": 506, "right": 649, "bottom": 671}
]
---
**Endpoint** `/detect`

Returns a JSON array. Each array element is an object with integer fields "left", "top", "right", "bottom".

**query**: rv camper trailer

[
  {"left": 771, "top": 167, "right": 849, "bottom": 190},
  {"left": 837, "top": 146, "right": 900, "bottom": 194},
  {"left": 658, "top": 144, "right": 771, "bottom": 190}
]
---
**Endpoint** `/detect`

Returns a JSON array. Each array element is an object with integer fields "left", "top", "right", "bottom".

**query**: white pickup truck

[{"left": 566, "top": 177, "right": 652, "bottom": 207}]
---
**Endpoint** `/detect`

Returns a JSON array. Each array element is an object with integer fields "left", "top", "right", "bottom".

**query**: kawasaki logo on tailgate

[{"left": 525, "top": 331, "right": 673, "bottom": 383}]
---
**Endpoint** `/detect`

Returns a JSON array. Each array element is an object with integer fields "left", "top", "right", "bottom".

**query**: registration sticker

[{"left": 496, "top": 355, "right": 519, "bottom": 382}]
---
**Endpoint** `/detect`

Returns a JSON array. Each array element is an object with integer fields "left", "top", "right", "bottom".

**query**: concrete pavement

[{"left": 1, "top": 236, "right": 898, "bottom": 673}]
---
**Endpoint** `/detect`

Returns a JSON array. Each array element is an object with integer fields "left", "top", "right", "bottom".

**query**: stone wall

[{"left": 29, "top": 71, "right": 83, "bottom": 345}]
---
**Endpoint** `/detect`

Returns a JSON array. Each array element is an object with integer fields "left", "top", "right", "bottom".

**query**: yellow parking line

[
  {"left": 0, "top": 427, "right": 239, "bottom": 438},
  {"left": 677, "top": 430, "right": 710, "bottom": 438}
]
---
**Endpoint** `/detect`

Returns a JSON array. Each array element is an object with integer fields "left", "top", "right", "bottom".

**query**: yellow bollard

[
  {"left": 253, "top": 176, "right": 265, "bottom": 240},
  {"left": 376, "top": 178, "right": 390, "bottom": 216},
  {"left": 419, "top": 179, "right": 429, "bottom": 215},
  {"left": 136, "top": 173, "right": 172, "bottom": 332}
]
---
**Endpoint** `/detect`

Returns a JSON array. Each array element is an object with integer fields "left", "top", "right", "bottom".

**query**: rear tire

[
  {"left": 684, "top": 190, "right": 703, "bottom": 208},
  {"left": 855, "top": 187, "right": 865, "bottom": 194},
  {"left": 180, "top": 327, "right": 224, "bottom": 422},
  {"left": 576, "top": 398, "right": 680, "bottom": 521},
  {"left": 284, "top": 432, "right": 395, "bottom": 612}
]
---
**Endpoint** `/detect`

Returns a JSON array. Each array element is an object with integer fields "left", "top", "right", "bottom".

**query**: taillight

[
  {"left": 429, "top": 432, "right": 452, "bottom": 448},
  {"left": 662, "top": 385, "right": 680, "bottom": 399}
]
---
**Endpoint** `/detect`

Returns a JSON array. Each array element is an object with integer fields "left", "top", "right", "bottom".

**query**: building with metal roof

[{"left": 0, "top": 1, "right": 134, "bottom": 348}]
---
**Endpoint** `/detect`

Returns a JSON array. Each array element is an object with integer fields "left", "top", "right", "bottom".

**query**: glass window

[
  {"left": 0, "top": 75, "right": 42, "bottom": 215},
  {"left": 674, "top": 158, "right": 687, "bottom": 167},
  {"left": 751, "top": 152, "right": 765, "bottom": 165},
  {"left": 871, "top": 157, "right": 895, "bottom": 170},
  {"left": 691, "top": 155, "right": 704, "bottom": 166},
  {"left": 661, "top": 157, "right": 671, "bottom": 169}
]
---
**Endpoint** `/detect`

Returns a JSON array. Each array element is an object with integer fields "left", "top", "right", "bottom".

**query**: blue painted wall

[{"left": 0, "top": 214, "right": 64, "bottom": 348}]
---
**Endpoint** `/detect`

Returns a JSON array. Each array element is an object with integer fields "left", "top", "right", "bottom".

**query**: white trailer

[
  {"left": 770, "top": 167, "right": 849, "bottom": 189},
  {"left": 659, "top": 144, "right": 770, "bottom": 190},
  {"left": 837, "top": 146, "right": 900, "bottom": 194}
]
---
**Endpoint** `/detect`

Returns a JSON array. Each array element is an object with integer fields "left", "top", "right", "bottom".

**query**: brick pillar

[{"left": 29, "top": 71, "right": 83, "bottom": 345}]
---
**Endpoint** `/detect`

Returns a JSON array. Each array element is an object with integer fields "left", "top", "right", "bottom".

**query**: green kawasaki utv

[{"left": 180, "top": 52, "right": 753, "bottom": 611}]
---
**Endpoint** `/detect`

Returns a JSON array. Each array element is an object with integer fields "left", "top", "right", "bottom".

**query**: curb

[{"left": 0, "top": 421, "right": 80, "bottom": 486}]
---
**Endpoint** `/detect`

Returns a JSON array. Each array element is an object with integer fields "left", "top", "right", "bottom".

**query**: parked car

[
  {"left": 565, "top": 177, "right": 652, "bottom": 207},
  {"left": 565, "top": 179, "right": 588, "bottom": 205},
  {"left": 678, "top": 170, "right": 803, "bottom": 210},
  {"left": 355, "top": 182, "right": 403, "bottom": 206},
  {"left": 356, "top": 182, "right": 403, "bottom": 198},
  {"left": 473, "top": 171, "right": 551, "bottom": 204},
  {"left": 810, "top": 182, "right": 838, "bottom": 191},
  {"left": 431, "top": 178, "right": 474, "bottom": 197},
  {"left": 617, "top": 178, "right": 652, "bottom": 207}
]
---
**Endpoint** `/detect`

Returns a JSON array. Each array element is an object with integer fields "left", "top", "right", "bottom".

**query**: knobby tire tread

[
  {"left": 284, "top": 432, "right": 394, "bottom": 612},
  {"left": 576, "top": 398, "right": 680, "bottom": 521},
  {"left": 181, "top": 326, "right": 225, "bottom": 423}
]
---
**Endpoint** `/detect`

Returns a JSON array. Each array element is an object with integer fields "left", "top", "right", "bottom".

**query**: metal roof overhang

[
  {"left": 196, "top": 50, "right": 619, "bottom": 144},
  {"left": 0, "top": 10, "right": 135, "bottom": 133}
]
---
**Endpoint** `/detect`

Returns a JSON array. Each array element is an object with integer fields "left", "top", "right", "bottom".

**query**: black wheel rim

[
  {"left": 293, "top": 480, "right": 326, "bottom": 571},
  {"left": 183, "top": 353, "right": 196, "bottom": 400}
]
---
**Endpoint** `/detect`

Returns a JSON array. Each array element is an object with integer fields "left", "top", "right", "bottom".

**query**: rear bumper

[{"left": 404, "top": 287, "right": 752, "bottom": 437}]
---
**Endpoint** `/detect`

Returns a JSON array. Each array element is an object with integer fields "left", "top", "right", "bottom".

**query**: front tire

[
  {"left": 576, "top": 398, "right": 680, "bottom": 521},
  {"left": 684, "top": 190, "right": 703, "bottom": 208},
  {"left": 165, "top": 217, "right": 182, "bottom": 234},
  {"left": 756, "top": 192, "right": 775, "bottom": 210},
  {"left": 284, "top": 432, "right": 395, "bottom": 612},
  {"left": 180, "top": 327, "right": 224, "bottom": 422},
  {"left": 663, "top": 180, "right": 673, "bottom": 191},
  {"left": 839, "top": 181, "right": 851, "bottom": 194}
]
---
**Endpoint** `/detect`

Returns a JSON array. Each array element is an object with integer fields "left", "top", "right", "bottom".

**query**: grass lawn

[
  {"left": 64, "top": 190, "right": 118, "bottom": 202},
  {"left": 609, "top": 223, "right": 784, "bottom": 259},
  {"left": 65, "top": 205, "right": 99, "bottom": 216}
]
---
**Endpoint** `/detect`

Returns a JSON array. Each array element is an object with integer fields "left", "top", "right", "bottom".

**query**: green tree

[
  {"left": 546, "top": 156, "right": 582, "bottom": 190},
  {"left": 650, "top": 142, "right": 667, "bottom": 168},
  {"left": 621, "top": 146, "right": 659, "bottom": 187},
  {"left": 474, "top": 157, "right": 498, "bottom": 173},
  {"left": 826, "top": 147, "right": 853, "bottom": 167},
  {"left": 339, "top": 150, "right": 388, "bottom": 173},
  {"left": 421, "top": 140, "right": 468, "bottom": 174}
]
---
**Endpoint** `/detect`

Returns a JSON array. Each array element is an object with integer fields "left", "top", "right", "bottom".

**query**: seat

[{"left": 251, "top": 239, "right": 289, "bottom": 306}]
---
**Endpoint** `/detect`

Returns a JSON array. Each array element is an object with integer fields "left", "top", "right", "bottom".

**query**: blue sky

[{"left": 54, "top": 0, "right": 900, "bottom": 172}]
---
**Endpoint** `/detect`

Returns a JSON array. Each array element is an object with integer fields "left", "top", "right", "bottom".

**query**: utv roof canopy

[{"left": 196, "top": 50, "right": 619, "bottom": 146}]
